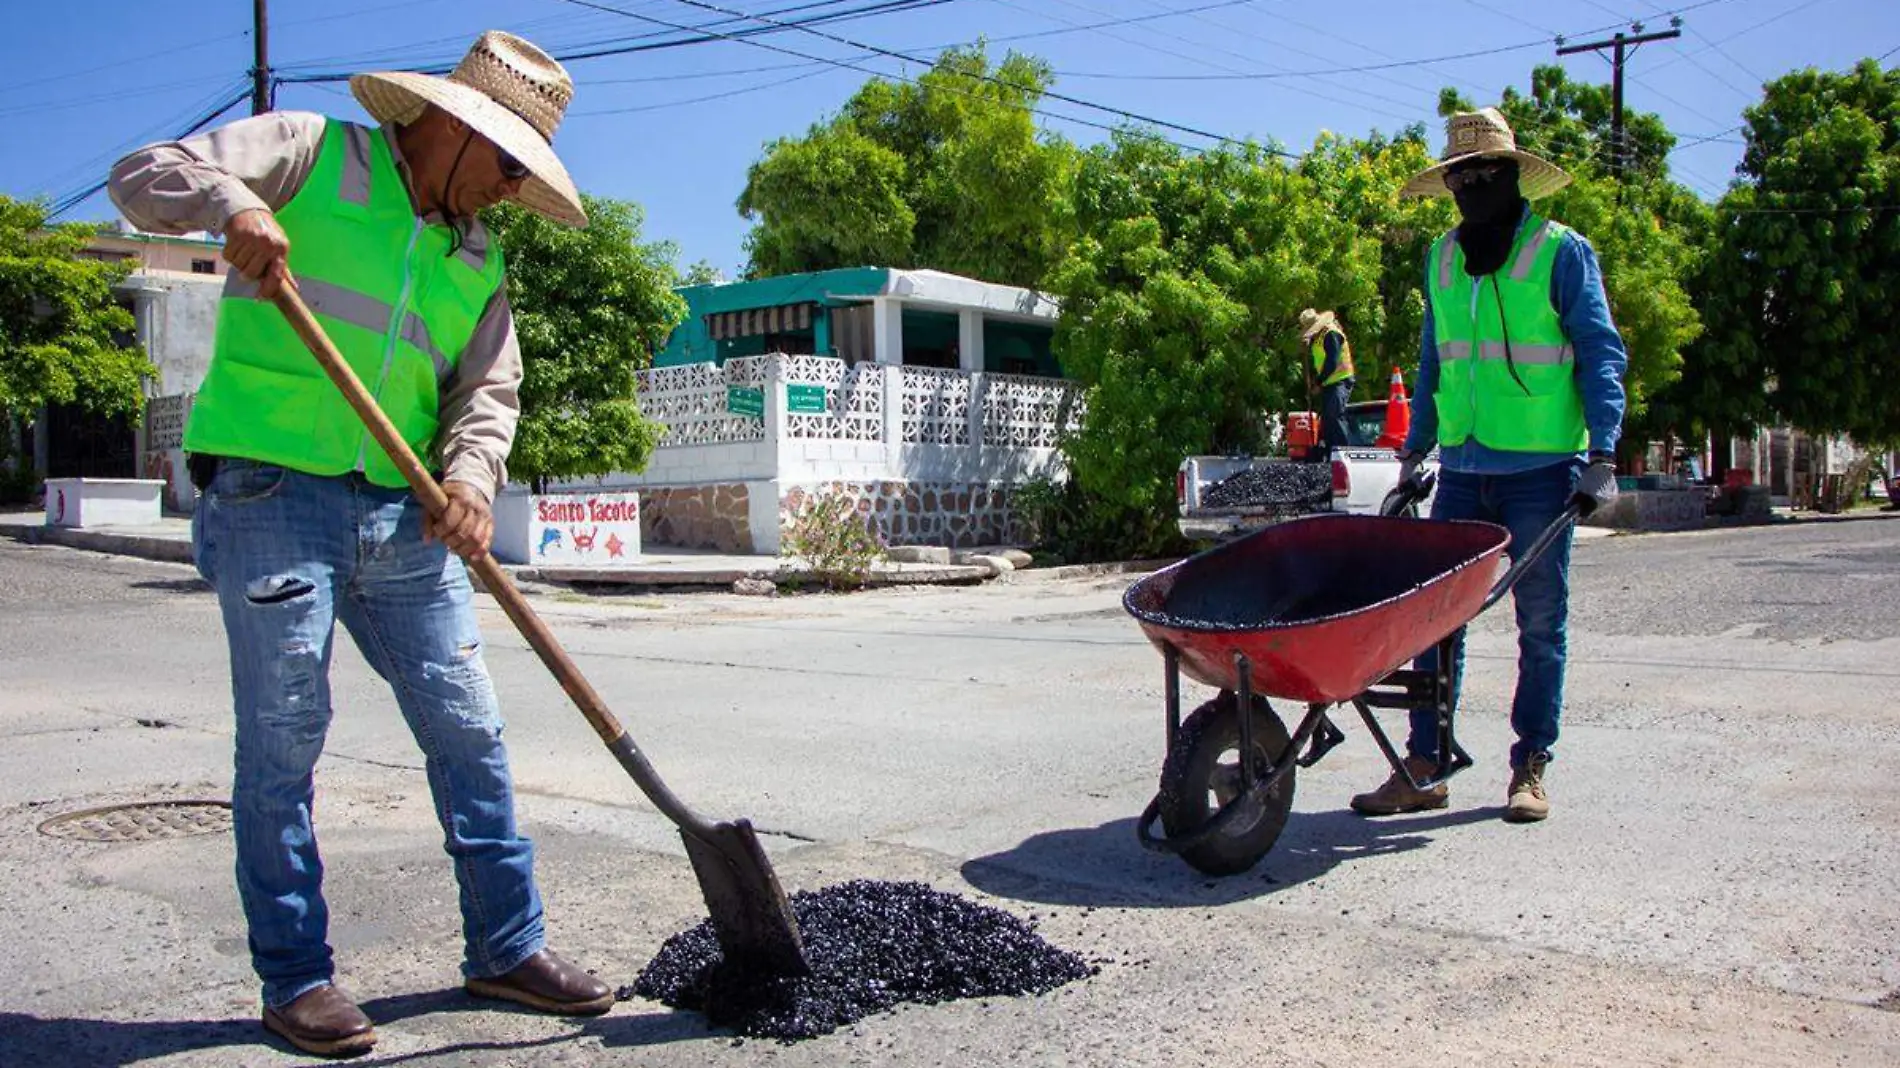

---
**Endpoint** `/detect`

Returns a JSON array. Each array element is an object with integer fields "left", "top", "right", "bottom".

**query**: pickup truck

[{"left": 1176, "top": 401, "right": 1438, "bottom": 543}]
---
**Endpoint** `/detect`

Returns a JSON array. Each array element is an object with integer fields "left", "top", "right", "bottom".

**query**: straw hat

[
  {"left": 1400, "top": 107, "right": 1571, "bottom": 201},
  {"left": 1298, "top": 308, "right": 1338, "bottom": 343},
  {"left": 351, "top": 31, "right": 587, "bottom": 227}
]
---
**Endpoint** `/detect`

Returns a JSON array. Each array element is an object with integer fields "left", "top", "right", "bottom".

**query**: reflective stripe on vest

[
  {"left": 184, "top": 118, "right": 504, "bottom": 489},
  {"left": 1426, "top": 213, "right": 1588, "bottom": 455},
  {"left": 1311, "top": 328, "right": 1355, "bottom": 387}
]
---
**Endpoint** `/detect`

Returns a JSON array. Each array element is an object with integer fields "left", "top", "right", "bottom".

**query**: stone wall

[
  {"left": 640, "top": 483, "right": 753, "bottom": 552},
  {"left": 783, "top": 480, "right": 1022, "bottom": 548}
]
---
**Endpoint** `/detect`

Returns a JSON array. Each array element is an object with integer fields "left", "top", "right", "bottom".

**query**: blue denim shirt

[{"left": 1403, "top": 209, "right": 1629, "bottom": 474}]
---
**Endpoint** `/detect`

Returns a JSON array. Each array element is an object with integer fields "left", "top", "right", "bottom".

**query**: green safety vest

[
  {"left": 1311, "top": 328, "right": 1354, "bottom": 387},
  {"left": 1425, "top": 213, "right": 1588, "bottom": 455},
  {"left": 184, "top": 118, "right": 506, "bottom": 488}
]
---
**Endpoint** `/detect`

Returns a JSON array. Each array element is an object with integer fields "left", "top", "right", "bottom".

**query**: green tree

[
  {"left": 482, "top": 195, "right": 686, "bottom": 491},
  {"left": 1695, "top": 59, "right": 1900, "bottom": 442},
  {"left": 1048, "top": 133, "right": 1373, "bottom": 556},
  {"left": 682, "top": 259, "right": 727, "bottom": 287},
  {"left": 0, "top": 196, "right": 153, "bottom": 460},
  {"left": 1439, "top": 64, "right": 1675, "bottom": 181},
  {"left": 738, "top": 45, "right": 1078, "bottom": 288},
  {"left": 1299, "top": 126, "right": 1453, "bottom": 396}
]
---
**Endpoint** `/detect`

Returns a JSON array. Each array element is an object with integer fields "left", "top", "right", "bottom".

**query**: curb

[
  {"left": 1005, "top": 557, "right": 1180, "bottom": 583},
  {"left": 0, "top": 523, "right": 194, "bottom": 565}
]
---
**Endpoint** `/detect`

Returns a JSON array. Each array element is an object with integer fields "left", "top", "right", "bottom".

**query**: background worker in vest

[
  {"left": 1349, "top": 107, "right": 1623, "bottom": 825},
  {"left": 1297, "top": 308, "right": 1355, "bottom": 459},
  {"left": 109, "top": 32, "right": 611, "bottom": 1057}
]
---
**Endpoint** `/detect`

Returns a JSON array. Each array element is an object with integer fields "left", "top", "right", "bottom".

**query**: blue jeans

[
  {"left": 193, "top": 460, "right": 544, "bottom": 1008},
  {"left": 1409, "top": 461, "right": 1579, "bottom": 770}
]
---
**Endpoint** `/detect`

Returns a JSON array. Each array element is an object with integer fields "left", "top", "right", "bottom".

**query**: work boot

[
  {"left": 1505, "top": 754, "right": 1551, "bottom": 823},
  {"left": 262, "top": 983, "right": 376, "bottom": 1058},
  {"left": 1349, "top": 755, "right": 1449, "bottom": 815},
  {"left": 466, "top": 948, "right": 615, "bottom": 1016}
]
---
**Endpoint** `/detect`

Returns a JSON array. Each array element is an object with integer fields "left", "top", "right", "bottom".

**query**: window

[{"left": 190, "top": 259, "right": 217, "bottom": 275}]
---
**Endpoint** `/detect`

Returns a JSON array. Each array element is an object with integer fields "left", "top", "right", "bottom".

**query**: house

[
  {"left": 535, "top": 267, "right": 1084, "bottom": 556},
  {"left": 22, "top": 222, "right": 224, "bottom": 510}
]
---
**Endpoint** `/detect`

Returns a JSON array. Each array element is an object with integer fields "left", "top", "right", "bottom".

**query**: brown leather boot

[
  {"left": 1349, "top": 755, "right": 1450, "bottom": 815},
  {"left": 262, "top": 984, "right": 376, "bottom": 1058},
  {"left": 465, "top": 948, "right": 615, "bottom": 1016},
  {"left": 1505, "top": 754, "right": 1551, "bottom": 823}
]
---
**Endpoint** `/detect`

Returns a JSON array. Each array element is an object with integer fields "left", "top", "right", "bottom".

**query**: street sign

[
  {"left": 787, "top": 383, "right": 829, "bottom": 414},
  {"left": 727, "top": 385, "right": 764, "bottom": 418}
]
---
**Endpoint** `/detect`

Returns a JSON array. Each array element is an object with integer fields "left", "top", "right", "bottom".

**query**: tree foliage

[
  {"left": 1694, "top": 59, "right": 1900, "bottom": 443},
  {"left": 738, "top": 45, "right": 1077, "bottom": 288},
  {"left": 1298, "top": 127, "right": 1453, "bottom": 395},
  {"left": 1048, "top": 134, "right": 1374, "bottom": 555},
  {"left": 483, "top": 195, "right": 686, "bottom": 490},
  {"left": 0, "top": 196, "right": 152, "bottom": 457}
]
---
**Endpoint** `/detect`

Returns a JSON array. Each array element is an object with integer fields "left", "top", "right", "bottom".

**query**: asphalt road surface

[{"left": 1, "top": 514, "right": 1896, "bottom": 1066}]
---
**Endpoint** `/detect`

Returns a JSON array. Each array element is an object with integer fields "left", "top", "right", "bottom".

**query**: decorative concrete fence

[{"left": 535, "top": 354, "right": 1084, "bottom": 554}]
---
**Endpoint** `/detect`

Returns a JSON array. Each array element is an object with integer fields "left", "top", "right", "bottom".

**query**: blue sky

[{"left": 3, "top": 0, "right": 1894, "bottom": 275}]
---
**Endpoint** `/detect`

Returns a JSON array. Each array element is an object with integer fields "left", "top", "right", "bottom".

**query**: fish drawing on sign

[
  {"left": 571, "top": 526, "right": 599, "bottom": 553},
  {"left": 606, "top": 532, "right": 626, "bottom": 559},
  {"left": 537, "top": 528, "right": 564, "bottom": 556}
]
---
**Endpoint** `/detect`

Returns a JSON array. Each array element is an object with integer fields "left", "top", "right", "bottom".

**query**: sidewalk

[{"left": 0, "top": 510, "right": 995, "bottom": 588}]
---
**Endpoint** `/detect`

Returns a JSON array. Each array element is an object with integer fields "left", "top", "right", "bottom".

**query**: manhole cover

[{"left": 37, "top": 800, "right": 233, "bottom": 842}]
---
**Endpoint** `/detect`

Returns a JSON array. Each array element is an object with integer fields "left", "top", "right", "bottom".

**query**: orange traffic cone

[{"left": 1376, "top": 367, "right": 1410, "bottom": 450}]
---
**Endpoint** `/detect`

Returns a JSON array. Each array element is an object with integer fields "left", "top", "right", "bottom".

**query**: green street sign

[
  {"left": 787, "top": 384, "right": 829, "bottom": 414},
  {"left": 727, "top": 386, "right": 764, "bottom": 418}
]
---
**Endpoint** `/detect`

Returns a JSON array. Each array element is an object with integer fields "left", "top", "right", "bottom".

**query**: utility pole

[
  {"left": 251, "top": 0, "right": 271, "bottom": 115},
  {"left": 1555, "top": 17, "right": 1681, "bottom": 186}
]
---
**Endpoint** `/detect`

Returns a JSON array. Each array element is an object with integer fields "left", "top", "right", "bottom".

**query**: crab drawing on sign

[
  {"left": 570, "top": 526, "right": 599, "bottom": 553},
  {"left": 606, "top": 532, "right": 626, "bottom": 559},
  {"left": 537, "top": 528, "right": 564, "bottom": 556}
]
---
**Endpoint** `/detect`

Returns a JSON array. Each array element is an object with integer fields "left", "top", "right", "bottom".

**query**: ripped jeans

[{"left": 193, "top": 460, "right": 543, "bottom": 1008}]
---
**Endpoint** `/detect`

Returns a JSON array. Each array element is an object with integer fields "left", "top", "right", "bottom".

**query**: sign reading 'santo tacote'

[{"left": 491, "top": 491, "right": 641, "bottom": 566}]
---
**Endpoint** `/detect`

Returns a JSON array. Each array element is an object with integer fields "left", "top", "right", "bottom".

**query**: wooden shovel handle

[{"left": 272, "top": 280, "right": 633, "bottom": 750}]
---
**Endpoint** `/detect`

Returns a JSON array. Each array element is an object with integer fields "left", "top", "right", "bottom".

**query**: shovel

[{"left": 271, "top": 276, "right": 809, "bottom": 978}]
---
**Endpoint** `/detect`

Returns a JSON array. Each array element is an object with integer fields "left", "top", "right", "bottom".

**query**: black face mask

[{"left": 1451, "top": 160, "right": 1526, "bottom": 276}]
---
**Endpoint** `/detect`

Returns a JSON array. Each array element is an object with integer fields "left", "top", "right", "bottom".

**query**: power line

[
  {"left": 648, "top": 0, "right": 1249, "bottom": 145},
  {"left": 989, "top": 0, "right": 1419, "bottom": 122},
  {"left": 1644, "top": 0, "right": 1838, "bottom": 76},
  {"left": 277, "top": 0, "right": 951, "bottom": 79},
  {"left": 556, "top": 0, "right": 1251, "bottom": 149},
  {"left": 47, "top": 84, "right": 254, "bottom": 222},
  {"left": 572, "top": 66, "right": 841, "bottom": 115},
  {"left": 1053, "top": 38, "right": 1551, "bottom": 81}
]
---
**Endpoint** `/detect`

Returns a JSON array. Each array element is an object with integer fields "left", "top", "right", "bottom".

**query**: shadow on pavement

[
  {"left": 961, "top": 805, "right": 1503, "bottom": 908},
  {"left": 0, "top": 1012, "right": 257, "bottom": 1067},
  {"left": 0, "top": 991, "right": 709, "bottom": 1067}
]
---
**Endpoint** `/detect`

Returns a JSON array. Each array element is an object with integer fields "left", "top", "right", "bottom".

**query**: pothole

[
  {"left": 37, "top": 800, "right": 233, "bottom": 842},
  {"left": 1875, "top": 990, "right": 1900, "bottom": 1013}
]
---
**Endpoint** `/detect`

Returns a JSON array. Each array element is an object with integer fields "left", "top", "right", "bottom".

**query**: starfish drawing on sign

[
  {"left": 570, "top": 526, "right": 599, "bottom": 553},
  {"left": 605, "top": 532, "right": 626, "bottom": 559},
  {"left": 537, "top": 528, "right": 563, "bottom": 556}
]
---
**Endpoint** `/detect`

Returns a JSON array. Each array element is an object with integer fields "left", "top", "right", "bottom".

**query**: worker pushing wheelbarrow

[
  {"left": 1119, "top": 105, "right": 1632, "bottom": 876},
  {"left": 1121, "top": 471, "right": 1613, "bottom": 875}
]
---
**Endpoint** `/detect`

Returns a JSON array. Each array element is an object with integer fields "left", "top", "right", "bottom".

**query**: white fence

[{"left": 629, "top": 354, "right": 1082, "bottom": 482}]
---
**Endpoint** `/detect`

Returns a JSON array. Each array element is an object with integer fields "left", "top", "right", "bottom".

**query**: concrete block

[{"left": 886, "top": 545, "right": 953, "bottom": 564}]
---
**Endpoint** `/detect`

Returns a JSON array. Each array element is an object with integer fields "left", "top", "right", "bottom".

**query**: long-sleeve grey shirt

[{"left": 107, "top": 110, "right": 520, "bottom": 503}]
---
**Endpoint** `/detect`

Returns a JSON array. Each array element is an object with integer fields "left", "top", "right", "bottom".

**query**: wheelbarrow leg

[
  {"left": 1234, "top": 653, "right": 1255, "bottom": 792},
  {"left": 1351, "top": 631, "right": 1473, "bottom": 792},
  {"left": 1163, "top": 643, "right": 1182, "bottom": 761},
  {"left": 1425, "top": 632, "right": 1474, "bottom": 786}
]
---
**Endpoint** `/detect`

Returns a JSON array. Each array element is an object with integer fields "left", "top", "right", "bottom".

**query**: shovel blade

[{"left": 680, "top": 819, "right": 810, "bottom": 978}]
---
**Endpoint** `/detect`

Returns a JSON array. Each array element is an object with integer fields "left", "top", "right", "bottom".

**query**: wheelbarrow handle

[{"left": 1479, "top": 504, "right": 1582, "bottom": 614}]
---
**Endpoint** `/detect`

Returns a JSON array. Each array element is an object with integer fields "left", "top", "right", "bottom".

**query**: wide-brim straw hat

[
  {"left": 1400, "top": 107, "right": 1572, "bottom": 201},
  {"left": 351, "top": 31, "right": 587, "bottom": 227},
  {"left": 1298, "top": 308, "right": 1338, "bottom": 343}
]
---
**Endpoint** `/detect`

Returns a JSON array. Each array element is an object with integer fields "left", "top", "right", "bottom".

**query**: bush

[
  {"left": 0, "top": 467, "right": 39, "bottom": 507},
  {"left": 1010, "top": 475, "right": 1184, "bottom": 565},
  {"left": 781, "top": 490, "right": 886, "bottom": 590}
]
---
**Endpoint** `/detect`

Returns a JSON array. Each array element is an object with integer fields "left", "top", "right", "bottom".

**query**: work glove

[
  {"left": 1572, "top": 454, "right": 1619, "bottom": 517},
  {"left": 1397, "top": 449, "right": 1426, "bottom": 490}
]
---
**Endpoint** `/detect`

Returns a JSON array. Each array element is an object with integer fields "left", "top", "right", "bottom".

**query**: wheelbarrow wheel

[{"left": 1158, "top": 692, "right": 1295, "bottom": 876}]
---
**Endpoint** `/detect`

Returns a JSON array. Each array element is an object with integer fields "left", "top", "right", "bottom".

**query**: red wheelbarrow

[{"left": 1122, "top": 478, "right": 1579, "bottom": 875}]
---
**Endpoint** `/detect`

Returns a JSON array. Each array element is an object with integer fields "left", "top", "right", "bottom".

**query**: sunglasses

[
  {"left": 497, "top": 146, "right": 531, "bottom": 183},
  {"left": 1443, "top": 163, "right": 1505, "bottom": 193}
]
